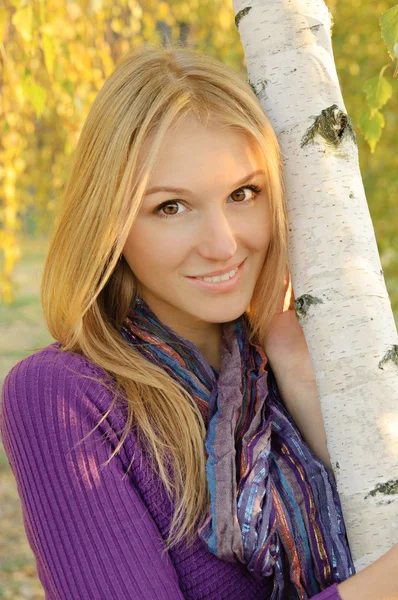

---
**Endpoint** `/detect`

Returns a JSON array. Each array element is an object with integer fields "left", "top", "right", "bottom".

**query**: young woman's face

[{"left": 123, "top": 113, "right": 271, "bottom": 332}]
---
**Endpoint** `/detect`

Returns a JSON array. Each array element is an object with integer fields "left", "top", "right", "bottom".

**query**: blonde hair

[{"left": 41, "top": 41, "right": 288, "bottom": 551}]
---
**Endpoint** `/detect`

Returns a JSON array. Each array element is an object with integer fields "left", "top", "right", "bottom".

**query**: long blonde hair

[{"left": 41, "top": 41, "right": 288, "bottom": 551}]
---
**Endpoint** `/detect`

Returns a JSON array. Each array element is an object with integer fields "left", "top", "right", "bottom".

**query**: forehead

[{"left": 141, "top": 115, "right": 264, "bottom": 185}]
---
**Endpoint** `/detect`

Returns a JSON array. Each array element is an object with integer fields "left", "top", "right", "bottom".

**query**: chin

[{"left": 190, "top": 298, "right": 250, "bottom": 324}]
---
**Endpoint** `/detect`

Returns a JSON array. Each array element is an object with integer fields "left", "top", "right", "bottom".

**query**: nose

[{"left": 196, "top": 207, "right": 238, "bottom": 261}]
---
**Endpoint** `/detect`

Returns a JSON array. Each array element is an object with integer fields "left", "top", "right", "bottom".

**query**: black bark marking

[
  {"left": 235, "top": 6, "right": 252, "bottom": 28},
  {"left": 248, "top": 80, "right": 257, "bottom": 96},
  {"left": 365, "top": 478, "right": 398, "bottom": 499},
  {"left": 378, "top": 345, "right": 398, "bottom": 369},
  {"left": 294, "top": 294, "right": 324, "bottom": 321},
  {"left": 349, "top": 191, "right": 354, "bottom": 199},
  {"left": 301, "top": 104, "right": 357, "bottom": 148},
  {"left": 248, "top": 78, "right": 268, "bottom": 97}
]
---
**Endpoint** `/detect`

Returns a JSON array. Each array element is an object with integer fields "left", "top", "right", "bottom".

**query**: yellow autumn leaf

[
  {"left": 98, "top": 46, "right": 115, "bottom": 78},
  {"left": 4, "top": 181, "right": 16, "bottom": 201},
  {"left": 164, "top": 13, "right": 176, "bottom": 27},
  {"left": 22, "top": 77, "right": 47, "bottom": 118},
  {"left": 5, "top": 112, "right": 18, "bottom": 127},
  {"left": 40, "top": 22, "right": 54, "bottom": 36},
  {"left": 142, "top": 13, "right": 155, "bottom": 37},
  {"left": 158, "top": 2, "right": 170, "bottom": 21},
  {"left": 130, "top": 1, "right": 143, "bottom": 20},
  {"left": 38, "top": 0, "right": 45, "bottom": 26},
  {"left": 90, "top": 0, "right": 103, "bottom": 15},
  {"left": 130, "top": 17, "right": 141, "bottom": 35},
  {"left": 219, "top": 8, "right": 232, "bottom": 30},
  {"left": 111, "top": 18, "right": 123, "bottom": 34},
  {"left": 12, "top": 5, "right": 33, "bottom": 42},
  {"left": 14, "top": 158, "right": 26, "bottom": 173},
  {"left": 2, "top": 130, "right": 20, "bottom": 147},
  {"left": 0, "top": 7, "right": 9, "bottom": 43},
  {"left": 66, "top": 2, "right": 82, "bottom": 21},
  {"left": 5, "top": 165, "right": 16, "bottom": 182},
  {"left": 41, "top": 18, "right": 75, "bottom": 41},
  {"left": 42, "top": 33, "right": 56, "bottom": 77},
  {"left": 4, "top": 203, "right": 17, "bottom": 229}
]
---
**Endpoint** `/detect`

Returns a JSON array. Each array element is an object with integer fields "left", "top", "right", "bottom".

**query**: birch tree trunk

[{"left": 231, "top": 0, "right": 398, "bottom": 571}]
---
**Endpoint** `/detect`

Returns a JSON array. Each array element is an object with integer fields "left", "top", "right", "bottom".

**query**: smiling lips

[
  {"left": 194, "top": 266, "right": 239, "bottom": 283},
  {"left": 189, "top": 259, "right": 245, "bottom": 279},
  {"left": 185, "top": 258, "right": 246, "bottom": 291}
]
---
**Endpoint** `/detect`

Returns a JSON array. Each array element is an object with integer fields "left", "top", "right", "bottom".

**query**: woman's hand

[
  {"left": 263, "top": 265, "right": 310, "bottom": 381},
  {"left": 263, "top": 266, "right": 334, "bottom": 473},
  {"left": 338, "top": 543, "right": 398, "bottom": 600}
]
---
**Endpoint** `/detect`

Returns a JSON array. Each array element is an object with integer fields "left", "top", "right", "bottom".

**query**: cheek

[
  {"left": 123, "top": 224, "right": 183, "bottom": 278},
  {"left": 242, "top": 205, "right": 271, "bottom": 253},
  {"left": 252, "top": 225, "right": 272, "bottom": 253}
]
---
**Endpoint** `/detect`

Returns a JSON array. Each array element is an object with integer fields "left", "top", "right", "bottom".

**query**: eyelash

[{"left": 154, "top": 184, "right": 262, "bottom": 219}]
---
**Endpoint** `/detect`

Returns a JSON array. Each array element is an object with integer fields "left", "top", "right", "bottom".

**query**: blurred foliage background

[{"left": 0, "top": 0, "right": 397, "bottom": 597}]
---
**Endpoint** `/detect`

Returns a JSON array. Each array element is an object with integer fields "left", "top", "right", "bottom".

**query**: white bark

[{"left": 231, "top": 0, "right": 398, "bottom": 571}]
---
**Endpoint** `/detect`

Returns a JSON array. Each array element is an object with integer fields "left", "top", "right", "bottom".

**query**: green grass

[
  {"left": 0, "top": 237, "right": 52, "bottom": 598},
  {"left": 0, "top": 450, "right": 10, "bottom": 473},
  {"left": 0, "top": 237, "right": 54, "bottom": 384}
]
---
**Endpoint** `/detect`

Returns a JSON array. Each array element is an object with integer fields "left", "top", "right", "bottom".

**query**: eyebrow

[{"left": 144, "top": 169, "right": 266, "bottom": 196}]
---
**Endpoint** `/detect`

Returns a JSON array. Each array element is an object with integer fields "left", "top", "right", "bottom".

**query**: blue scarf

[{"left": 121, "top": 298, "right": 355, "bottom": 599}]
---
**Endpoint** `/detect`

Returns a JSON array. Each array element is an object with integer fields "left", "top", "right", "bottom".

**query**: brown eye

[
  {"left": 155, "top": 200, "right": 186, "bottom": 218},
  {"left": 230, "top": 185, "right": 261, "bottom": 203},
  {"left": 160, "top": 202, "right": 180, "bottom": 216},
  {"left": 155, "top": 185, "right": 261, "bottom": 219},
  {"left": 231, "top": 189, "right": 247, "bottom": 202}
]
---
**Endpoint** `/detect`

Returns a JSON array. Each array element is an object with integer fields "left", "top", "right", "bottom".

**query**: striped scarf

[{"left": 121, "top": 298, "right": 355, "bottom": 599}]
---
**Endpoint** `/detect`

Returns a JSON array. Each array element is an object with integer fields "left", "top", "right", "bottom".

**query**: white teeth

[{"left": 196, "top": 267, "right": 239, "bottom": 283}]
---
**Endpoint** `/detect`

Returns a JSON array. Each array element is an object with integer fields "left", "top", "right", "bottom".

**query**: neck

[
  {"left": 139, "top": 296, "right": 223, "bottom": 370},
  {"left": 175, "top": 322, "right": 223, "bottom": 370}
]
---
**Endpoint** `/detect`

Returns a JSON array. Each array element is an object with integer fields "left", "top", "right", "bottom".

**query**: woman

[{"left": 1, "top": 43, "right": 397, "bottom": 600}]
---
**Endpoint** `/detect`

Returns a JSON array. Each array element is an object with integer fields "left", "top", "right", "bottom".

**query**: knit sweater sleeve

[
  {"left": 311, "top": 583, "right": 343, "bottom": 599},
  {"left": 0, "top": 348, "right": 185, "bottom": 600}
]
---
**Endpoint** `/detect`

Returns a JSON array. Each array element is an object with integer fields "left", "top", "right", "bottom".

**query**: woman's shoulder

[
  {"left": 1, "top": 343, "right": 117, "bottom": 431},
  {"left": 4, "top": 342, "right": 108, "bottom": 384},
  {"left": 4, "top": 342, "right": 110, "bottom": 387}
]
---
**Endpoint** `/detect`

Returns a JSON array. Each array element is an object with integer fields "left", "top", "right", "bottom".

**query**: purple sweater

[{"left": 0, "top": 344, "right": 344, "bottom": 600}]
